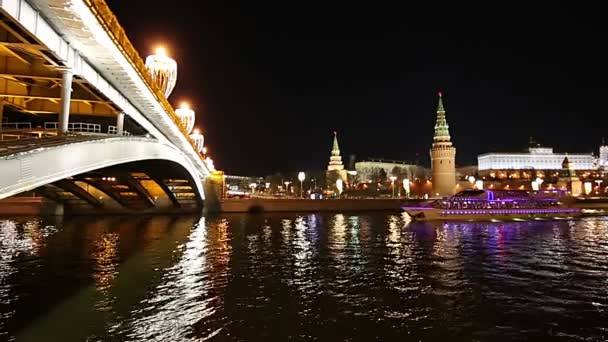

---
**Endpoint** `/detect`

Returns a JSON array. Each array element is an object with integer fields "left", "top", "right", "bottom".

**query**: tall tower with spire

[
  {"left": 326, "top": 131, "right": 348, "bottom": 187},
  {"left": 429, "top": 92, "right": 457, "bottom": 197}
]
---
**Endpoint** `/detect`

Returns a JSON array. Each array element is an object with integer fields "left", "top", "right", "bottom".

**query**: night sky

[{"left": 105, "top": 3, "right": 607, "bottom": 176}]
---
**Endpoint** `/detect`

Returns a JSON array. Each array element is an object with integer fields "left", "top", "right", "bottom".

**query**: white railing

[
  {"left": 1, "top": 122, "right": 32, "bottom": 130},
  {"left": 44, "top": 122, "right": 101, "bottom": 133},
  {"left": 107, "top": 126, "right": 131, "bottom": 136}
]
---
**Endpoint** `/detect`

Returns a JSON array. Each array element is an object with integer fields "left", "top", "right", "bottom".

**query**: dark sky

[{"left": 105, "top": 2, "right": 607, "bottom": 176}]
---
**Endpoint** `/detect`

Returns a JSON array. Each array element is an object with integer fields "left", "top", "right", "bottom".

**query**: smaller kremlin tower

[
  {"left": 326, "top": 131, "right": 348, "bottom": 188},
  {"left": 557, "top": 155, "right": 582, "bottom": 196},
  {"left": 430, "top": 92, "right": 457, "bottom": 197}
]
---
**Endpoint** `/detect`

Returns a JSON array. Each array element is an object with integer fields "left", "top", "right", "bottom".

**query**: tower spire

[
  {"left": 328, "top": 131, "right": 345, "bottom": 171},
  {"left": 332, "top": 130, "right": 340, "bottom": 156},
  {"left": 433, "top": 92, "right": 451, "bottom": 142}
]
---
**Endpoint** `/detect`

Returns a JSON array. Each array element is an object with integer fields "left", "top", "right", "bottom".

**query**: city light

[
  {"left": 145, "top": 46, "right": 177, "bottom": 98},
  {"left": 390, "top": 175, "right": 397, "bottom": 197},
  {"left": 584, "top": 182, "right": 592, "bottom": 195},
  {"left": 336, "top": 179, "right": 343, "bottom": 196},
  {"left": 475, "top": 180, "right": 483, "bottom": 190},
  {"left": 531, "top": 180, "right": 539, "bottom": 191},
  {"left": 298, "top": 172, "right": 305, "bottom": 198},
  {"left": 403, "top": 178, "right": 410, "bottom": 198}
]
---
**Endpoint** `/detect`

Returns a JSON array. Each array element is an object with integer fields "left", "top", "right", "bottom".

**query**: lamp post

[
  {"left": 390, "top": 176, "right": 397, "bottom": 198},
  {"left": 403, "top": 178, "right": 410, "bottom": 198},
  {"left": 298, "top": 172, "right": 305, "bottom": 198},
  {"left": 336, "top": 179, "right": 343, "bottom": 198}
]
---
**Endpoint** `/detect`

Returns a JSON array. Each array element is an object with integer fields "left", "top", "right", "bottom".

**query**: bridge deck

[{"left": 0, "top": 134, "right": 110, "bottom": 158}]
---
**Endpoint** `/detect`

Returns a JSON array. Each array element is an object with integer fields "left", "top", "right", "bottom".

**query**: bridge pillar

[
  {"left": 203, "top": 170, "right": 225, "bottom": 213},
  {"left": 58, "top": 69, "right": 73, "bottom": 135},
  {"left": 0, "top": 102, "right": 4, "bottom": 132},
  {"left": 116, "top": 113, "right": 125, "bottom": 135}
]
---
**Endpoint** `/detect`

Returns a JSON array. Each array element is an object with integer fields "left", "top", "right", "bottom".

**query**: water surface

[{"left": 1, "top": 213, "right": 607, "bottom": 341}]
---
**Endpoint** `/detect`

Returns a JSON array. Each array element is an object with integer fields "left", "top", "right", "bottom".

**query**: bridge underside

[
  {"left": 23, "top": 159, "right": 203, "bottom": 214},
  {"left": 0, "top": 10, "right": 119, "bottom": 118}
]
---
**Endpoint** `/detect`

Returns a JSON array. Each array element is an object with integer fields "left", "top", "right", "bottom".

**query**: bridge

[{"left": 0, "top": 0, "right": 218, "bottom": 214}]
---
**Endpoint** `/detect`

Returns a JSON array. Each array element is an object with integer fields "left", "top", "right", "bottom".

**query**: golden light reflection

[
  {"left": 281, "top": 219, "right": 293, "bottom": 242},
  {"left": 327, "top": 214, "right": 347, "bottom": 268},
  {"left": 129, "top": 217, "right": 214, "bottom": 341},
  {"left": 293, "top": 216, "right": 312, "bottom": 276},
  {"left": 92, "top": 232, "right": 119, "bottom": 308}
]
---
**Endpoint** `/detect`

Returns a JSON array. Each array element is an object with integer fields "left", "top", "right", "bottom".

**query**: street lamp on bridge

[
  {"left": 189, "top": 128, "right": 204, "bottom": 153},
  {"left": 176, "top": 102, "right": 196, "bottom": 134},
  {"left": 145, "top": 46, "right": 177, "bottom": 98}
]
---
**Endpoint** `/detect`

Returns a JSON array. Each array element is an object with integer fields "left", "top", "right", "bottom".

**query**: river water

[{"left": 0, "top": 212, "right": 607, "bottom": 341}]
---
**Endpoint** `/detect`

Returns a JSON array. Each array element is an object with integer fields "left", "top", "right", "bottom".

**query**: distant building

[
  {"left": 599, "top": 142, "right": 608, "bottom": 167},
  {"left": 430, "top": 92, "right": 457, "bottom": 196},
  {"left": 478, "top": 140, "right": 595, "bottom": 171}
]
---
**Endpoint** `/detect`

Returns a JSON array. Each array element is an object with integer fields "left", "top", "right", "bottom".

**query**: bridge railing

[
  {"left": 1, "top": 122, "right": 32, "bottom": 130},
  {"left": 83, "top": 0, "right": 204, "bottom": 159},
  {"left": 107, "top": 126, "right": 131, "bottom": 136},
  {"left": 44, "top": 122, "right": 101, "bottom": 133}
]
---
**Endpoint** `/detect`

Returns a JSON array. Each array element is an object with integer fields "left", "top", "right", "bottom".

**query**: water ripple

[{"left": 1, "top": 214, "right": 608, "bottom": 340}]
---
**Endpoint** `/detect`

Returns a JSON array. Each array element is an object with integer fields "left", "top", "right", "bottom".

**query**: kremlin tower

[
  {"left": 430, "top": 92, "right": 457, "bottom": 197},
  {"left": 326, "top": 131, "right": 348, "bottom": 187}
]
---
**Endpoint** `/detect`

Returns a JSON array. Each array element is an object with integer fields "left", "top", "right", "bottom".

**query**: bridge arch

[{"left": 0, "top": 136, "right": 205, "bottom": 204}]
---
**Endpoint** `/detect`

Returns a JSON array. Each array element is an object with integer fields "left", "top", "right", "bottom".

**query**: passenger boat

[{"left": 402, "top": 189, "right": 583, "bottom": 221}]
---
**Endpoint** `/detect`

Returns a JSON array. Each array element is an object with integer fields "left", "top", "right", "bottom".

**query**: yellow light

[
  {"left": 192, "top": 128, "right": 199, "bottom": 135},
  {"left": 156, "top": 47, "right": 167, "bottom": 56},
  {"left": 181, "top": 102, "right": 189, "bottom": 109}
]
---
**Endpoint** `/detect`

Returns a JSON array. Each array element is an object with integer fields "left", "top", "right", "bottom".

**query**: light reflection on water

[{"left": 0, "top": 213, "right": 608, "bottom": 341}]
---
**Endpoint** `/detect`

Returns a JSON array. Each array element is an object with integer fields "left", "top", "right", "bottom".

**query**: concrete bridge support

[{"left": 203, "top": 170, "right": 225, "bottom": 213}]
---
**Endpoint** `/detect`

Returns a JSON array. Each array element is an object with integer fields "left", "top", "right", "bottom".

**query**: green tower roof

[{"left": 433, "top": 92, "right": 451, "bottom": 142}]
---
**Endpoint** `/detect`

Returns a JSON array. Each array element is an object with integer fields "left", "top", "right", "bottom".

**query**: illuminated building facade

[
  {"left": 478, "top": 145, "right": 595, "bottom": 171},
  {"left": 355, "top": 159, "right": 426, "bottom": 182}
]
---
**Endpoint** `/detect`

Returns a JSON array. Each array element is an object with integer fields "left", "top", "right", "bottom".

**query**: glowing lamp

[
  {"left": 531, "top": 181, "right": 539, "bottom": 191},
  {"left": 584, "top": 182, "right": 592, "bottom": 195},
  {"left": 204, "top": 157, "right": 215, "bottom": 171},
  {"left": 336, "top": 179, "right": 343, "bottom": 195},
  {"left": 189, "top": 131, "right": 204, "bottom": 153},
  {"left": 475, "top": 180, "right": 483, "bottom": 190},
  {"left": 145, "top": 47, "right": 177, "bottom": 98},
  {"left": 175, "top": 103, "right": 196, "bottom": 134},
  {"left": 403, "top": 178, "right": 410, "bottom": 197}
]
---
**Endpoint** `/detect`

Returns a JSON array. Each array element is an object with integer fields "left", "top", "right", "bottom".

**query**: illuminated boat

[{"left": 402, "top": 189, "right": 582, "bottom": 221}]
